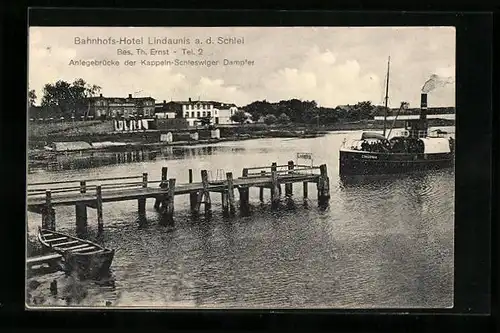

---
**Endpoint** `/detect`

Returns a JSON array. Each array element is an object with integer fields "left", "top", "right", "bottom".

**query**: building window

[
  {"left": 215, "top": 110, "right": 218, "bottom": 115},
  {"left": 196, "top": 111, "right": 200, "bottom": 117},
  {"left": 202, "top": 111, "right": 206, "bottom": 117},
  {"left": 215, "top": 117, "right": 219, "bottom": 124},
  {"left": 207, "top": 111, "right": 211, "bottom": 117},
  {"left": 191, "top": 111, "right": 195, "bottom": 118}
]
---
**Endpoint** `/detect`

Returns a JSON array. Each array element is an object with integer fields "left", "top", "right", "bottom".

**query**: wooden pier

[{"left": 27, "top": 161, "right": 330, "bottom": 235}]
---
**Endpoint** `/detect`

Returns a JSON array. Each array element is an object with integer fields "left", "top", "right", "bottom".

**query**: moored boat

[
  {"left": 339, "top": 57, "right": 454, "bottom": 176},
  {"left": 37, "top": 227, "right": 115, "bottom": 279}
]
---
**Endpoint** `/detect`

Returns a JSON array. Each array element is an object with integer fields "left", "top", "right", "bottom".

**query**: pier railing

[{"left": 27, "top": 174, "right": 158, "bottom": 197}]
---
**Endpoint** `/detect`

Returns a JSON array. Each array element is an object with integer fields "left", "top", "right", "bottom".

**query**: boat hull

[
  {"left": 339, "top": 149, "right": 454, "bottom": 175},
  {"left": 63, "top": 250, "right": 115, "bottom": 280},
  {"left": 37, "top": 228, "right": 115, "bottom": 280}
]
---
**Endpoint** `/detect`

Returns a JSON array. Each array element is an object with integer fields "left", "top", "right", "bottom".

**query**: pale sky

[{"left": 28, "top": 27, "right": 455, "bottom": 108}]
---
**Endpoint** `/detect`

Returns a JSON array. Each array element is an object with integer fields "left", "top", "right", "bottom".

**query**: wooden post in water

[
  {"left": 271, "top": 162, "right": 282, "bottom": 198},
  {"left": 154, "top": 167, "right": 168, "bottom": 210},
  {"left": 195, "top": 170, "right": 211, "bottom": 216},
  {"left": 188, "top": 169, "right": 198, "bottom": 213},
  {"left": 161, "top": 178, "right": 176, "bottom": 225},
  {"left": 285, "top": 160, "right": 294, "bottom": 197},
  {"left": 259, "top": 170, "right": 265, "bottom": 202},
  {"left": 96, "top": 185, "right": 103, "bottom": 233},
  {"left": 271, "top": 170, "right": 280, "bottom": 208},
  {"left": 80, "top": 181, "right": 86, "bottom": 194},
  {"left": 75, "top": 202, "right": 88, "bottom": 237},
  {"left": 42, "top": 190, "right": 55, "bottom": 231},
  {"left": 138, "top": 172, "right": 148, "bottom": 216},
  {"left": 271, "top": 162, "right": 282, "bottom": 196},
  {"left": 221, "top": 190, "right": 229, "bottom": 217},
  {"left": 303, "top": 181, "right": 308, "bottom": 198},
  {"left": 226, "top": 172, "right": 236, "bottom": 215},
  {"left": 317, "top": 164, "right": 330, "bottom": 204}
]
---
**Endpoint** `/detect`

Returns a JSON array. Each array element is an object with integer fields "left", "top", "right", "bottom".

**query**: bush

[{"left": 263, "top": 114, "right": 277, "bottom": 125}]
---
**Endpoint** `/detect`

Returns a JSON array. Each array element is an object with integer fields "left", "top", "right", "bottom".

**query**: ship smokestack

[{"left": 420, "top": 93, "right": 427, "bottom": 120}]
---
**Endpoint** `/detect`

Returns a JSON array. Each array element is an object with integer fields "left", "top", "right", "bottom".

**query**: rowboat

[{"left": 37, "top": 227, "right": 115, "bottom": 279}]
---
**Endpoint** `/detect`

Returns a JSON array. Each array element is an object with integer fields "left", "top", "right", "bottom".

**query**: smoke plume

[{"left": 421, "top": 74, "right": 455, "bottom": 94}]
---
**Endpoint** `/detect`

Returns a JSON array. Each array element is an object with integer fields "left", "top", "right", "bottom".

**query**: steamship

[{"left": 339, "top": 58, "right": 455, "bottom": 176}]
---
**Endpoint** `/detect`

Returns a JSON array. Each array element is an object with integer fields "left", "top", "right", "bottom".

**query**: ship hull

[{"left": 339, "top": 149, "right": 454, "bottom": 175}]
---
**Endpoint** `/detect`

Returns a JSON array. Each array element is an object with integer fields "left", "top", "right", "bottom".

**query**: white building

[
  {"left": 158, "top": 98, "right": 239, "bottom": 127},
  {"left": 212, "top": 102, "right": 239, "bottom": 125}
]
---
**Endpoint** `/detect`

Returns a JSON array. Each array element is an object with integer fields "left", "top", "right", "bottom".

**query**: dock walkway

[{"left": 27, "top": 161, "right": 330, "bottom": 236}]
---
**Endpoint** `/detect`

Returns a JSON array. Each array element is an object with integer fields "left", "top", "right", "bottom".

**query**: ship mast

[{"left": 383, "top": 56, "right": 390, "bottom": 137}]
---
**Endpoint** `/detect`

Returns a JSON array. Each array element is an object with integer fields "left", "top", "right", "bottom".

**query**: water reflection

[
  {"left": 29, "top": 145, "right": 253, "bottom": 173},
  {"left": 27, "top": 133, "right": 454, "bottom": 308}
]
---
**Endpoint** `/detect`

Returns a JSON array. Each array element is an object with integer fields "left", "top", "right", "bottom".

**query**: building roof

[
  {"left": 159, "top": 100, "right": 237, "bottom": 108},
  {"left": 86, "top": 96, "right": 154, "bottom": 101}
]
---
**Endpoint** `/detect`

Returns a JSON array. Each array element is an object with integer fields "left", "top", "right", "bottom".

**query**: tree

[
  {"left": 230, "top": 110, "right": 248, "bottom": 125},
  {"left": 198, "top": 116, "right": 212, "bottom": 127},
  {"left": 41, "top": 78, "right": 102, "bottom": 116},
  {"left": 278, "top": 113, "right": 290, "bottom": 124},
  {"left": 263, "top": 114, "right": 277, "bottom": 125},
  {"left": 28, "top": 89, "right": 37, "bottom": 106}
]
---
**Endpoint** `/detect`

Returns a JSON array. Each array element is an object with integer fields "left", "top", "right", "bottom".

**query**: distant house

[
  {"left": 86, "top": 93, "right": 155, "bottom": 119},
  {"left": 154, "top": 100, "right": 179, "bottom": 119},
  {"left": 211, "top": 102, "right": 239, "bottom": 125},
  {"left": 158, "top": 98, "right": 239, "bottom": 127}
]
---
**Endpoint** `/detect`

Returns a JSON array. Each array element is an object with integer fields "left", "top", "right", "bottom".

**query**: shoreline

[{"left": 28, "top": 119, "right": 455, "bottom": 157}]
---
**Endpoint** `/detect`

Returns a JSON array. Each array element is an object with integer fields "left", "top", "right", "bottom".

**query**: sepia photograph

[{"left": 26, "top": 26, "right": 456, "bottom": 309}]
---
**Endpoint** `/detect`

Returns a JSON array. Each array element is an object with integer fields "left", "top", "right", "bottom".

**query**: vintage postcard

[{"left": 26, "top": 25, "right": 455, "bottom": 309}]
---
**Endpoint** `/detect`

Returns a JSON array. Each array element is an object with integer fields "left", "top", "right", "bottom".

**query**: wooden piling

[
  {"left": 162, "top": 167, "right": 168, "bottom": 182},
  {"left": 221, "top": 190, "right": 229, "bottom": 216},
  {"left": 96, "top": 185, "right": 103, "bottom": 233},
  {"left": 42, "top": 190, "right": 55, "bottom": 230},
  {"left": 75, "top": 202, "right": 88, "bottom": 236},
  {"left": 271, "top": 170, "right": 280, "bottom": 207},
  {"left": 138, "top": 198, "right": 146, "bottom": 216},
  {"left": 285, "top": 160, "right": 294, "bottom": 197},
  {"left": 194, "top": 170, "right": 211, "bottom": 215},
  {"left": 138, "top": 173, "right": 148, "bottom": 214},
  {"left": 189, "top": 169, "right": 198, "bottom": 213},
  {"left": 161, "top": 178, "right": 176, "bottom": 225},
  {"left": 238, "top": 186, "right": 250, "bottom": 212},
  {"left": 317, "top": 164, "right": 331, "bottom": 203},
  {"left": 226, "top": 172, "right": 236, "bottom": 215},
  {"left": 259, "top": 170, "right": 265, "bottom": 202},
  {"left": 154, "top": 168, "right": 168, "bottom": 210}
]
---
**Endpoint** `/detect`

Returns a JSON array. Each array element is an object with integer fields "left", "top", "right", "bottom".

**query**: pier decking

[{"left": 27, "top": 161, "right": 330, "bottom": 236}]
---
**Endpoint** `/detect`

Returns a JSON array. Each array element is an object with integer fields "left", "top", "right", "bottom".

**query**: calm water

[{"left": 26, "top": 130, "right": 455, "bottom": 308}]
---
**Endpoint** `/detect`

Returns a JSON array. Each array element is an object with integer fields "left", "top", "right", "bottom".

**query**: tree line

[
  {"left": 29, "top": 78, "right": 102, "bottom": 117},
  {"left": 29, "top": 79, "right": 455, "bottom": 123},
  {"left": 230, "top": 99, "right": 384, "bottom": 125}
]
